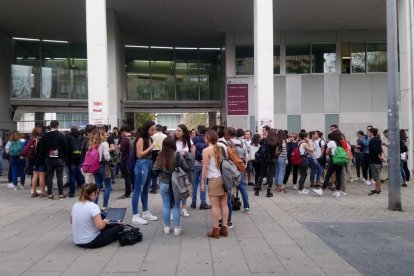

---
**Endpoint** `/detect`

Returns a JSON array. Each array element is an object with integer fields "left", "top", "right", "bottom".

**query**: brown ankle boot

[
  {"left": 207, "top": 228, "right": 220, "bottom": 239},
  {"left": 220, "top": 226, "right": 228, "bottom": 237}
]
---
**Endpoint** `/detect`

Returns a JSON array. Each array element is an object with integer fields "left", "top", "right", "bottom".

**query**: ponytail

[
  {"left": 79, "top": 183, "right": 98, "bottom": 202},
  {"left": 213, "top": 144, "right": 221, "bottom": 169}
]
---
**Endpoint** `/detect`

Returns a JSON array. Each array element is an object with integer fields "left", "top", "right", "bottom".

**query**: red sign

[{"left": 227, "top": 84, "right": 248, "bottom": 115}]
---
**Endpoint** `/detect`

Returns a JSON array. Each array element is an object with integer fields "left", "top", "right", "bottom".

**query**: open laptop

[{"left": 104, "top": 208, "right": 127, "bottom": 223}]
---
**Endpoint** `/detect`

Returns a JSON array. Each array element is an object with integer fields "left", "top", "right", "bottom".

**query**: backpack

[
  {"left": 22, "top": 138, "right": 37, "bottom": 161},
  {"left": 218, "top": 140, "right": 245, "bottom": 172},
  {"left": 231, "top": 191, "right": 242, "bottom": 211},
  {"left": 71, "top": 136, "right": 82, "bottom": 163},
  {"left": 171, "top": 153, "right": 193, "bottom": 199},
  {"left": 126, "top": 137, "right": 137, "bottom": 171},
  {"left": 9, "top": 141, "right": 23, "bottom": 157},
  {"left": 82, "top": 145, "right": 101, "bottom": 173},
  {"left": 332, "top": 146, "right": 349, "bottom": 166},
  {"left": 255, "top": 143, "right": 268, "bottom": 163},
  {"left": 233, "top": 140, "right": 247, "bottom": 161},
  {"left": 194, "top": 137, "right": 207, "bottom": 162},
  {"left": 290, "top": 143, "right": 302, "bottom": 166},
  {"left": 219, "top": 147, "right": 241, "bottom": 192},
  {"left": 118, "top": 224, "right": 143, "bottom": 246}
]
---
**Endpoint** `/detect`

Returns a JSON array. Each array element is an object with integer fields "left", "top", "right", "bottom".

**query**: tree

[{"left": 134, "top": 113, "right": 156, "bottom": 132}]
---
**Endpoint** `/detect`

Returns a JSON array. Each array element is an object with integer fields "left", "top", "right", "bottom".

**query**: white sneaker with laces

[
  {"left": 332, "top": 191, "right": 341, "bottom": 198},
  {"left": 164, "top": 226, "right": 171, "bottom": 234},
  {"left": 142, "top": 211, "right": 158, "bottom": 221},
  {"left": 293, "top": 184, "right": 298, "bottom": 190},
  {"left": 313, "top": 188, "right": 323, "bottom": 196},
  {"left": 364, "top": 180, "right": 372, "bottom": 185},
  {"left": 303, "top": 188, "right": 310, "bottom": 193},
  {"left": 181, "top": 208, "right": 189, "bottom": 217},
  {"left": 174, "top": 227, "right": 182, "bottom": 236},
  {"left": 7, "top": 183, "right": 14, "bottom": 189},
  {"left": 340, "top": 191, "right": 347, "bottom": 196},
  {"left": 132, "top": 214, "right": 148, "bottom": 225},
  {"left": 298, "top": 189, "right": 308, "bottom": 195}
]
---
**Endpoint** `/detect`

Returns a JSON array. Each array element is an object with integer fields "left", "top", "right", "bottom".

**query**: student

[
  {"left": 71, "top": 183, "right": 123, "bottom": 248},
  {"left": 153, "top": 137, "right": 189, "bottom": 236},
  {"left": 6, "top": 131, "right": 26, "bottom": 190},
  {"left": 283, "top": 133, "right": 299, "bottom": 190},
  {"left": 297, "top": 132, "right": 314, "bottom": 195},
  {"left": 30, "top": 127, "right": 47, "bottom": 197},
  {"left": 275, "top": 129, "right": 288, "bottom": 193},
  {"left": 201, "top": 129, "right": 229, "bottom": 239},
  {"left": 368, "top": 128, "right": 386, "bottom": 195}
]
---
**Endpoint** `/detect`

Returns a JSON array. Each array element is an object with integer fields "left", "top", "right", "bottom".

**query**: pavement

[{"left": 0, "top": 168, "right": 413, "bottom": 276}]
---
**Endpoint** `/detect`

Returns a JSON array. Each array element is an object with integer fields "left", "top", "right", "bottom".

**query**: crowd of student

[{"left": 1, "top": 120, "right": 409, "bottom": 248}]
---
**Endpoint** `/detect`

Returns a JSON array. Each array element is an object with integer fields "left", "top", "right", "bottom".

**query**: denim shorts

[{"left": 34, "top": 164, "right": 47, "bottom": 173}]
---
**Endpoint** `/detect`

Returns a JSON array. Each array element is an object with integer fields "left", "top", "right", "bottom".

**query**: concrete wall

[{"left": 0, "top": 34, "right": 15, "bottom": 132}]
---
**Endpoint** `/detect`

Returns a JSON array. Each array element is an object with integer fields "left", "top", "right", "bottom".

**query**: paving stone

[
  {"left": 61, "top": 261, "right": 106, "bottom": 276},
  {"left": 28, "top": 252, "right": 80, "bottom": 272},
  {"left": 0, "top": 260, "right": 33, "bottom": 276}
]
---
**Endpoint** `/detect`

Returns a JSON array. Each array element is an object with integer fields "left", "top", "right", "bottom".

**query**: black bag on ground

[
  {"left": 118, "top": 224, "right": 143, "bottom": 246},
  {"left": 231, "top": 191, "right": 242, "bottom": 211}
]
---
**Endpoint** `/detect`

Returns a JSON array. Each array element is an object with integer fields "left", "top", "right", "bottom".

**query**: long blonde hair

[
  {"left": 88, "top": 127, "right": 106, "bottom": 150},
  {"left": 205, "top": 129, "right": 221, "bottom": 169}
]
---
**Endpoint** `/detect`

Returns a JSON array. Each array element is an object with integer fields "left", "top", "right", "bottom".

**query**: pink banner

[{"left": 227, "top": 84, "right": 248, "bottom": 115}]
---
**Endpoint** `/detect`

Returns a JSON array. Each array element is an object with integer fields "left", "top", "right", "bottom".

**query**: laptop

[{"left": 104, "top": 208, "right": 127, "bottom": 223}]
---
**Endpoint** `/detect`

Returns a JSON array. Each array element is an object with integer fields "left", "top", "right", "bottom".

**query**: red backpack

[
  {"left": 82, "top": 145, "right": 101, "bottom": 173},
  {"left": 21, "top": 138, "right": 38, "bottom": 161},
  {"left": 290, "top": 142, "right": 303, "bottom": 166}
]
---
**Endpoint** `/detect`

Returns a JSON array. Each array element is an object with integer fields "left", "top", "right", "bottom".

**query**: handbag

[{"left": 118, "top": 224, "right": 143, "bottom": 246}]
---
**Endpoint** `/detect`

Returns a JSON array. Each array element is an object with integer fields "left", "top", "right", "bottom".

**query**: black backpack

[
  {"left": 71, "top": 136, "right": 82, "bottom": 163},
  {"left": 118, "top": 224, "right": 143, "bottom": 246}
]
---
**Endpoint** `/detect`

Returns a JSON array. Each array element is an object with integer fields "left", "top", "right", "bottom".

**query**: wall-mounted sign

[{"left": 227, "top": 83, "right": 248, "bottom": 115}]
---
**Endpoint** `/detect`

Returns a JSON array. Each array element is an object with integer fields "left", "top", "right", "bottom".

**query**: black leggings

[
  {"left": 283, "top": 161, "right": 299, "bottom": 184},
  {"left": 322, "top": 161, "right": 342, "bottom": 191},
  {"left": 78, "top": 224, "right": 124, "bottom": 249}
]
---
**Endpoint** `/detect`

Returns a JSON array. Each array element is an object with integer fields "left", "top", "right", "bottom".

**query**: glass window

[
  {"left": 55, "top": 113, "right": 88, "bottom": 129},
  {"left": 175, "top": 49, "right": 199, "bottom": 101},
  {"left": 286, "top": 44, "right": 310, "bottom": 74},
  {"left": 325, "top": 114, "right": 339, "bottom": 136},
  {"left": 199, "top": 49, "right": 221, "bottom": 101},
  {"left": 351, "top": 43, "right": 366, "bottom": 73},
  {"left": 41, "top": 41, "right": 70, "bottom": 99},
  {"left": 126, "top": 47, "right": 151, "bottom": 100},
  {"left": 287, "top": 115, "right": 301, "bottom": 133},
  {"left": 367, "top": 43, "right": 387, "bottom": 72},
  {"left": 274, "top": 45, "right": 280, "bottom": 74},
  {"left": 151, "top": 48, "right": 175, "bottom": 101},
  {"left": 11, "top": 39, "right": 41, "bottom": 98},
  {"left": 69, "top": 42, "right": 88, "bottom": 99},
  {"left": 312, "top": 44, "right": 336, "bottom": 73},
  {"left": 341, "top": 43, "right": 351, "bottom": 74},
  {"left": 236, "top": 46, "right": 254, "bottom": 75}
]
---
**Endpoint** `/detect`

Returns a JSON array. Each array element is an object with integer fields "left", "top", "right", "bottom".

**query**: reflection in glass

[
  {"left": 127, "top": 61, "right": 151, "bottom": 100},
  {"left": 12, "top": 39, "right": 41, "bottom": 98},
  {"left": 341, "top": 43, "right": 351, "bottom": 74},
  {"left": 351, "top": 43, "right": 366, "bottom": 73},
  {"left": 312, "top": 44, "right": 336, "bottom": 73},
  {"left": 176, "top": 49, "right": 199, "bottom": 101},
  {"left": 286, "top": 44, "right": 310, "bottom": 74},
  {"left": 367, "top": 43, "right": 387, "bottom": 72},
  {"left": 56, "top": 113, "right": 88, "bottom": 129},
  {"left": 69, "top": 42, "right": 88, "bottom": 99},
  {"left": 151, "top": 47, "right": 175, "bottom": 101},
  {"left": 274, "top": 45, "right": 280, "bottom": 74},
  {"left": 236, "top": 46, "right": 254, "bottom": 75}
]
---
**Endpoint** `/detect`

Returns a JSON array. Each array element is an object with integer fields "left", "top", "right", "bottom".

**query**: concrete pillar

[
  {"left": 107, "top": 10, "right": 125, "bottom": 128},
  {"left": 398, "top": 0, "right": 413, "bottom": 171},
  {"left": 254, "top": 0, "right": 274, "bottom": 133},
  {"left": 86, "top": 0, "right": 109, "bottom": 126},
  {"left": 0, "top": 34, "right": 15, "bottom": 131}
]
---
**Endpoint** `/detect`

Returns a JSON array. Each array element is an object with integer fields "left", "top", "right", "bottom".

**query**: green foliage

[
  {"left": 186, "top": 113, "right": 208, "bottom": 130},
  {"left": 134, "top": 113, "right": 156, "bottom": 132}
]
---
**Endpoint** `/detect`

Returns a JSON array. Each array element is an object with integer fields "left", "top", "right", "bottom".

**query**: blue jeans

[
  {"left": 132, "top": 159, "right": 152, "bottom": 215},
  {"left": 274, "top": 158, "right": 286, "bottom": 185},
  {"left": 237, "top": 174, "right": 250, "bottom": 209},
  {"left": 69, "top": 163, "right": 85, "bottom": 196},
  {"left": 309, "top": 157, "right": 323, "bottom": 184},
  {"left": 151, "top": 174, "right": 158, "bottom": 190},
  {"left": 160, "top": 183, "right": 180, "bottom": 227},
  {"left": 10, "top": 156, "right": 26, "bottom": 186},
  {"left": 227, "top": 191, "right": 232, "bottom": 223},
  {"left": 94, "top": 164, "right": 112, "bottom": 208},
  {"left": 192, "top": 165, "right": 207, "bottom": 205},
  {"left": 400, "top": 160, "right": 406, "bottom": 182},
  {"left": 0, "top": 149, "right": 3, "bottom": 175}
]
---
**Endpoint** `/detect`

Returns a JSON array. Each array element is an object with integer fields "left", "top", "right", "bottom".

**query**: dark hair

[
  {"left": 120, "top": 125, "right": 131, "bottom": 133},
  {"left": 103, "top": 125, "right": 109, "bottom": 133},
  {"left": 316, "top": 131, "right": 323, "bottom": 139},
  {"left": 176, "top": 124, "right": 191, "bottom": 149},
  {"left": 400, "top": 129, "right": 407, "bottom": 141},
  {"left": 357, "top": 130, "right": 364, "bottom": 136},
  {"left": 212, "top": 125, "right": 225, "bottom": 138},
  {"left": 197, "top": 125, "right": 206, "bottom": 135},
  {"left": 383, "top": 129, "right": 388, "bottom": 135},
  {"left": 227, "top": 127, "right": 236, "bottom": 137},
  {"left": 308, "top": 131, "right": 315, "bottom": 139},
  {"left": 236, "top": 128, "right": 245, "bottom": 138},
  {"left": 156, "top": 137, "right": 176, "bottom": 171},
  {"left": 79, "top": 183, "right": 98, "bottom": 202},
  {"left": 299, "top": 132, "right": 308, "bottom": 140},
  {"left": 267, "top": 129, "right": 279, "bottom": 147},
  {"left": 263, "top": 126, "right": 271, "bottom": 132},
  {"left": 140, "top": 120, "right": 156, "bottom": 149},
  {"left": 50, "top": 120, "right": 59, "bottom": 128},
  {"left": 276, "top": 129, "right": 287, "bottom": 143},
  {"left": 369, "top": 128, "right": 378, "bottom": 137},
  {"left": 328, "top": 130, "right": 342, "bottom": 146},
  {"left": 330, "top": 124, "right": 338, "bottom": 129},
  {"left": 251, "top": 134, "right": 261, "bottom": 145},
  {"left": 85, "top": 124, "right": 96, "bottom": 135},
  {"left": 156, "top": 124, "right": 163, "bottom": 132}
]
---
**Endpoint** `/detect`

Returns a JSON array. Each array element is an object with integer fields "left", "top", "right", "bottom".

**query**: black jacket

[
  {"left": 42, "top": 130, "right": 67, "bottom": 160},
  {"left": 368, "top": 136, "right": 383, "bottom": 164}
]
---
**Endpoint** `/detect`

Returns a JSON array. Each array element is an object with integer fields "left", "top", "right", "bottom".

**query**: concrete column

[
  {"left": 398, "top": 0, "right": 413, "bottom": 171},
  {"left": 254, "top": 0, "right": 274, "bottom": 132},
  {"left": 107, "top": 10, "right": 125, "bottom": 128},
  {"left": 0, "top": 34, "right": 15, "bottom": 131},
  {"left": 86, "top": 0, "right": 109, "bottom": 126}
]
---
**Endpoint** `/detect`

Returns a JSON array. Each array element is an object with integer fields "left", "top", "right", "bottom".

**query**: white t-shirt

[
  {"left": 327, "top": 140, "right": 337, "bottom": 155},
  {"left": 312, "top": 139, "right": 325, "bottom": 159},
  {"left": 176, "top": 139, "right": 193, "bottom": 153},
  {"left": 71, "top": 201, "right": 101, "bottom": 245}
]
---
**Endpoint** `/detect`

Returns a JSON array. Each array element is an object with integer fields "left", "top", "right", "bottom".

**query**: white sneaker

[
  {"left": 244, "top": 208, "right": 250, "bottom": 214},
  {"left": 132, "top": 214, "right": 148, "bottom": 225},
  {"left": 174, "top": 227, "right": 182, "bottom": 236},
  {"left": 362, "top": 178, "right": 366, "bottom": 182},
  {"left": 303, "top": 188, "right": 309, "bottom": 193},
  {"left": 7, "top": 183, "right": 14, "bottom": 189},
  {"left": 313, "top": 188, "right": 323, "bottom": 196},
  {"left": 36, "top": 189, "right": 42, "bottom": 194},
  {"left": 19, "top": 185, "right": 25, "bottom": 190},
  {"left": 364, "top": 180, "right": 372, "bottom": 185},
  {"left": 170, "top": 213, "right": 173, "bottom": 221},
  {"left": 332, "top": 191, "right": 341, "bottom": 198},
  {"left": 164, "top": 226, "right": 171, "bottom": 234},
  {"left": 181, "top": 208, "right": 189, "bottom": 217},
  {"left": 13, "top": 186, "right": 17, "bottom": 191},
  {"left": 142, "top": 211, "right": 158, "bottom": 221},
  {"left": 370, "top": 180, "right": 375, "bottom": 185},
  {"left": 340, "top": 191, "right": 347, "bottom": 196},
  {"left": 298, "top": 189, "right": 309, "bottom": 195},
  {"left": 293, "top": 184, "right": 298, "bottom": 190}
]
